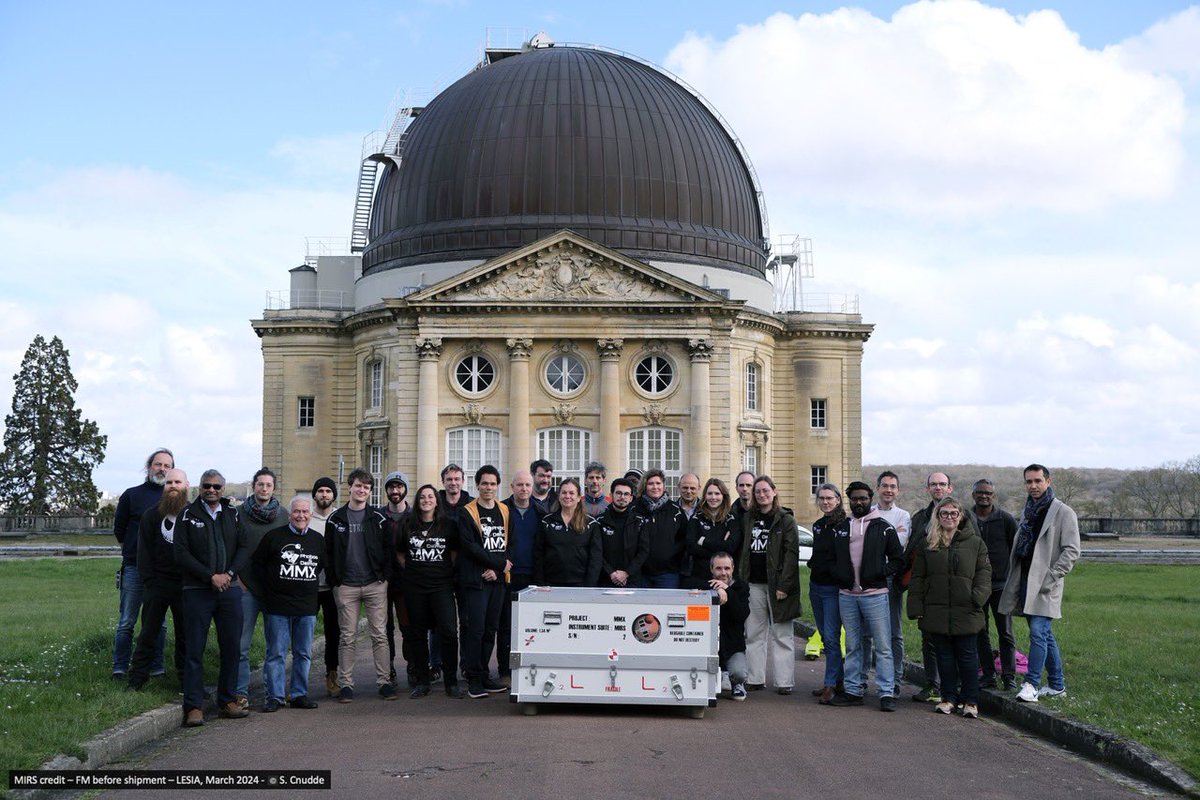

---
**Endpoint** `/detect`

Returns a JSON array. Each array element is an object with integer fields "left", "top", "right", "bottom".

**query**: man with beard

[
  {"left": 234, "top": 468, "right": 282, "bottom": 710},
  {"left": 308, "top": 477, "right": 341, "bottom": 697},
  {"left": 582, "top": 462, "right": 610, "bottom": 517},
  {"left": 530, "top": 459, "right": 557, "bottom": 516},
  {"left": 111, "top": 448, "right": 174, "bottom": 681},
  {"left": 972, "top": 478, "right": 1018, "bottom": 690},
  {"left": 175, "top": 469, "right": 250, "bottom": 726},
  {"left": 382, "top": 471, "right": 417, "bottom": 688},
  {"left": 127, "top": 468, "right": 189, "bottom": 691},
  {"left": 597, "top": 477, "right": 648, "bottom": 587},
  {"left": 730, "top": 470, "right": 756, "bottom": 526}
]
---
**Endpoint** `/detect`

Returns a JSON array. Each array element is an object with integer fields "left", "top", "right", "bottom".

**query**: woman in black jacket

[
  {"left": 681, "top": 478, "right": 741, "bottom": 589},
  {"left": 534, "top": 479, "right": 602, "bottom": 587},
  {"left": 807, "top": 482, "right": 846, "bottom": 703}
]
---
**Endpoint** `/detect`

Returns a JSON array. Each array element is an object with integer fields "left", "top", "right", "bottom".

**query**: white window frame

[
  {"left": 453, "top": 354, "right": 497, "bottom": 397},
  {"left": 536, "top": 427, "right": 593, "bottom": 489},
  {"left": 369, "top": 360, "right": 384, "bottom": 409},
  {"left": 633, "top": 354, "right": 676, "bottom": 397},
  {"left": 369, "top": 445, "right": 384, "bottom": 505},
  {"left": 446, "top": 426, "right": 503, "bottom": 484},
  {"left": 743, "top": 445, "right": 758, "bottom": 476},
  {"left": 298, "top": 396, "right": 315, "bottom": 429},
  {"left": 810, "top": 465, "right": 827, "bottom": 496},
  {"left": 626, "top": 426, "right": 684, "bottom": 496},
  {"left": 544, "top": 353, "right": 587, "bottom": 397},
  {"left": 746, "top": 362, "right": 759, "bottom": 412},
  {"left": 811, "top": 398, "right": 827, "bottom": 430}
]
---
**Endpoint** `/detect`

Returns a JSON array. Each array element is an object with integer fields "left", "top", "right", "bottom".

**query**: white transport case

[{"left": 509, "top": 586, "right": 720, "bottom": 717}]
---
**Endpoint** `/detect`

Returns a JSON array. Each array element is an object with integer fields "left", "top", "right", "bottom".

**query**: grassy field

[
  {"left": 800, "top": 561, "right": 1199, "bottom": 778},
  {"left": 0, "top": 558, "right": 268, "bottom": 787}
]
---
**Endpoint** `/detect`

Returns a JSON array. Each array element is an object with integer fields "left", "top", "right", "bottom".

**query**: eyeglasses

[
  {"left": 938, "top": 511, "right": 961, "bottom": 519},
  {"left": 201, "top": 483, "right": 224, "bottom": 491}
]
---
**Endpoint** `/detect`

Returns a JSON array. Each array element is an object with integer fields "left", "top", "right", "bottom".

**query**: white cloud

[
  {"left": 1113, "top": 6, "right": 1200, "bottom": 82},
  {"left": 878, "top": 337, "right": 946, "bottom": 358},
  {"left": 666, "top": 1, "right": 1187, "bottom": 215}
]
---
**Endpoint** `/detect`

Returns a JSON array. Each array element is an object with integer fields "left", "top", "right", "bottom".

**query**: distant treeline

[{"left": 860, "top": 457, "right": 1200, "bottom": 519}]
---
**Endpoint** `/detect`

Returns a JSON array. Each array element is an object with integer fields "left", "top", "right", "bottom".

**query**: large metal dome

[{"left": 363, "top": 45, "right": 768, "bottom": 277}]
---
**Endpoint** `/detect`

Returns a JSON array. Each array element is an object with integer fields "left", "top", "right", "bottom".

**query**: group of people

[
  {"left": 110, "top": 452, "right": 1078, "bottom": 725},
  {"left": 806, "top": 466, "right": 1080, "bottom": 717}
]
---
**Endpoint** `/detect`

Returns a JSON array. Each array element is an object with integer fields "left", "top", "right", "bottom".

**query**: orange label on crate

[{"left": 687, "top": 605, "right": 710, "bottom": 621}]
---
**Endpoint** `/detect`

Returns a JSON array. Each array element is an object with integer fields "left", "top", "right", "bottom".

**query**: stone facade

[{"left": 253, "top": 230, "right": 872, "bottom": 506}]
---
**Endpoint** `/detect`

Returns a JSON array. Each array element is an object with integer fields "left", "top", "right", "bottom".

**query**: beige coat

[{"left": 998, "top": 499, "right": 1080, "bottom": 620}]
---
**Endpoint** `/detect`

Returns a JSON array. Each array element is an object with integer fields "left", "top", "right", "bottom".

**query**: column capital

[
  {"left": 506, "top": 337, "right": 534, "bottom": 360},
  {"left": 687, "top": 337, "right": 715, "bottom": 362},
  {"left": 596, "top": 338, "right": 625, "bottom": 361},
  {"left": 415, "top": 337, "right": 443, "bottom": 361}
]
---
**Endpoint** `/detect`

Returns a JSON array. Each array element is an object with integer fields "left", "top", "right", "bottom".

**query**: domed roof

[{"left": 363, "top": 45, "right": 768, "bottom": 277}]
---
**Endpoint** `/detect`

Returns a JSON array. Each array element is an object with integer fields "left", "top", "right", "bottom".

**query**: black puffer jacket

[
  {"left": 634, "top": 497, "right": 686, "bottom": 576},
  {"left": 907, "top": 527, "right": 991, "bottom": 636}
]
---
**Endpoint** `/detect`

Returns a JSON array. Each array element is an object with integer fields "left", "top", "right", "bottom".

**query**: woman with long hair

[
  {"left": 533, "top": 478, "right": 602, "bottom": 586},
  {"left": 737, "top": 475, "right": 802, "bottom": 694},
  {"left": 807, "top": 483, "right": 847, "bottom": 703},
  {"left": 908, "top": 496, "right": 991, "bottom": 718},
  {"left": 681, "top": 478, "right": 741, "bottom": 590},
  {"left": 396, "top": 485, "right": 464, "bottom": 699}
]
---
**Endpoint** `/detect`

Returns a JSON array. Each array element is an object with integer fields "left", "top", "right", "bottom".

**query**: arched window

[
  {"left": 536, "top": 427, "right": 593, "bottom": 488},
  {"left": 625, "top": 427, "right": 684, "bottom": 495},
  {"left": 446, "top": 426, "right": 503, "bottom": 480}
]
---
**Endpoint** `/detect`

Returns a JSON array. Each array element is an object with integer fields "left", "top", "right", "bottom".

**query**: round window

[
  {"left": 635, "top": 355, "right": 674, "bottom": 395},
  {"left": 545, "top": 354, "right": 585, "bottom": 395},
  {"left": 454, "top": 354, "right": 495, "bottom": 394}
]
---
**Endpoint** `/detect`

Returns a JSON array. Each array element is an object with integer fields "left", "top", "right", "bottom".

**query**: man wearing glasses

[
  {"left": 597, "top": 477, "right": 648, "bottom": 588},
  {"left": 972, "top": 479, "right": 1018, "bottom": 690},
  {"left": 174, "top": 469, "right": 250, "bottom": 727}
]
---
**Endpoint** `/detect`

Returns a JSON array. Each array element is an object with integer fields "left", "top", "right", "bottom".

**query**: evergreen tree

[{"left": 0, "top": 335, "right": 107, "bottom": 513}]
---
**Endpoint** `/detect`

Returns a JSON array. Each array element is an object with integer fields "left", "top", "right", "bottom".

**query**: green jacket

[
  {"left": 906, "top": 526, "right": 991, "bottom": 636},
  {"left": 737, "top": 508, "right": 802, "bottom": 621}
]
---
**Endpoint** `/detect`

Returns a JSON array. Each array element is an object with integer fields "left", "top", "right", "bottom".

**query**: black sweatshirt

[{"left": 252, "top": 525, "right": 326, "bottom": 616}]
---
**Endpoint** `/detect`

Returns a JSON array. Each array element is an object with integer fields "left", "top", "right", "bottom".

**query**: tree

[{"left": 0, "top": 335, "right": 107, "bottom": 513}]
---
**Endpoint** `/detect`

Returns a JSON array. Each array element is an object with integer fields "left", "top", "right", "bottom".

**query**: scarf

[
  {"left": 1013, "top": 486, "right": 1055, "bottom": 559},
  {"left": 641, "top": 494, "right": 669, "bottom": 513},
  {"left": 243, "top": 496, "right": 281, "bottom": 525}
]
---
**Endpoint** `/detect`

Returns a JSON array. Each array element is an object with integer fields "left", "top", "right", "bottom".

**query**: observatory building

[{"left": 253, "top": 35, "right": 872, "bottom": 502}]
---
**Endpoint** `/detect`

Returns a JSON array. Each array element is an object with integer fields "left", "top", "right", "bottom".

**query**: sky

[{"left": 2, "top": 0, "right": 1199, "bottom": 496}]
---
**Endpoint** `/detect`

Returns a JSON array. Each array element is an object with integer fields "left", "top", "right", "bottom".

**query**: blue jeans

[
  {"left": 113, "top": 565, "right": 165, "bottom": 675},
  {"left": 181, "top": 585, "right": 243, "bottom": 712},
  {"left": 263, "top": 613, "right": 316, "bottom": 701},
  {"left": 839, "top": 592, "right": 894, "bottom": 698},
  {"left": 643, "top": 572, "right": 681, "bottom": 589},
  {"left": 236, "top": 589, "right": 262, "bottom": 697},
  {"left": 1025, "top": 615, "right": 1064, "bottom": 691},
  {"left": 809, "top": 581, "right": 843, "bottom": 688}
]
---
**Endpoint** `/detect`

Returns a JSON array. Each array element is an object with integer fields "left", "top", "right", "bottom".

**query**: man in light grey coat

[{"left": 998, "top": 464, "right": 1080, "bottom": 703}]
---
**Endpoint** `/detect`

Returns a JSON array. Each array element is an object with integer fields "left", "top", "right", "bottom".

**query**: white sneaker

[
  {"left": 1016, "top": 683, "right": 1040, "bottom": 703},
  {"left": 1038, "top": 686, "right": 1067, "bottom": 698}
]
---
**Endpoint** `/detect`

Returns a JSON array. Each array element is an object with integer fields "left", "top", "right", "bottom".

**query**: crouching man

[
  {"left": 252, "top": 496, "right": 326, "bottom": 712},
  {"left": 710, "top": 552, "right": 751, "bottom": 701}
]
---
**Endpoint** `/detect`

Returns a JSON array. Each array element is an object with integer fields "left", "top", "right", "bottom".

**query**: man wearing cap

[
  {"left": 308, "top": 477, "right": 340, "bottom": 697},
  {"left": 382, "top": 471, "right": 417, "bottom": 687}
]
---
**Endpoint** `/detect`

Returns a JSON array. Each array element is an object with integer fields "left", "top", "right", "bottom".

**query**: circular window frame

[
  {"left": 451, "top": 352, "right": 499, "bottom": 400},
  {"left": 629, "top": 351, "right": 678, "bottom": 400},
  {"left": 541, "top": 351, "right": 589, "bottom": 399}
]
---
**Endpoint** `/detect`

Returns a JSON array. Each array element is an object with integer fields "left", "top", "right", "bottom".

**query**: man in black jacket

[
  {"left": 127, "top": 468, "right": 188, "bottom": 691},
  {"left": 174, "top": 469, "right": 250, "bottom": 727},
  {"left": 829, "top": 482, "right": 903, "bottom": 712},
  {"left": 711, "top": 552, "right": 751, "bottom": 701},
  {"left": 597, "top": 478, "right": 648, "bottom": 587},
  {"left": 325, "top": 468, "right": 395, "bottom": 702},
  {"left": 972, "top": 478, "right": 1018, "bottom": 690},
  {"left": 458, "top": 465, "right": 512, "bottom": 698}
]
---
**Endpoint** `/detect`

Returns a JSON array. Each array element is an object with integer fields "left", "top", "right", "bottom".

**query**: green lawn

[
  {"left": 0, "top": 558, "right": 269, "bottom": 787},
  {"left": 801, "top": 562, "right": 1199, "bottom": 778}
]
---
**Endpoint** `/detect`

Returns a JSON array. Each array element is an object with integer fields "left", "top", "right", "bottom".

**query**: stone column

[
  {"left": 506, "top": 338, "right": 533, "bottom": 481},
  {"left": 597, "top": 338, "right": 624, "bottom": 474},
  {"left": 415, "top": 337, "right": 442, "bottom": 486},
  {"left": 688, "top": 338, "right": 714, "bottom": 481}
]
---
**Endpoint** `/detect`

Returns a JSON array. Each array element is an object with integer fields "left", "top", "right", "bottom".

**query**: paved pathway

[{"left": 99, "top": 635, "right": 1166, "bottom": 800}]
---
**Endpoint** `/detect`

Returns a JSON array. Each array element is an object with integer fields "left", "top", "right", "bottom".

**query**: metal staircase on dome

[{"left": 350, "top": 103, "right": 421, "bottom": 253}]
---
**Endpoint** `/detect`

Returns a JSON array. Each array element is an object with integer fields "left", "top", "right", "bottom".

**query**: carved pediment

[{"left": 405, "top": 231, "right": 729, "bottom": 306}]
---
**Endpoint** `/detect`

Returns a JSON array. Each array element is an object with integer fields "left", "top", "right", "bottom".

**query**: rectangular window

[
  {"left": 810, "top": 465, "right": 827, "bottom": 496},
  {"left": 743, "top": 446, "right": 758, "bottom": 476},
  {"left": 446, "top": 427, "right": 503, "bottom": 485},
  {"left": 370, "top": 361, "right": 383, "bottom": 409},
  {"left": 746, "top": 362, "right": 759, "bottom": 412},
  {"left": 369, "top": 445, "right": 383, "bottom": 505},
  {"left": 626, "top": 427, "right": 683, "bottom": 496},
  {"left": 297, "top": 396, "right": 315, "bottom": 428},
  {"left": 537, "top": 427, "right": 593, "bottom": 488},
  {"left": 811, "top": 398, "right": 827, "bottom": 429}
]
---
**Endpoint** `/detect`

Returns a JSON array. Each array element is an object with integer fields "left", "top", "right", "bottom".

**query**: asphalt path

[{"left": 92, "top": 632, "right": 1168, "bottom": 800}]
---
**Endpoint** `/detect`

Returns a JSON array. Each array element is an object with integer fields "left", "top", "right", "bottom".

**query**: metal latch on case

[
  {"left": 670, "top": 675, "right": 684, "bottom": 701},
  {"left": 542, "top": 671, "right": 557, "bottom": 697}
]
